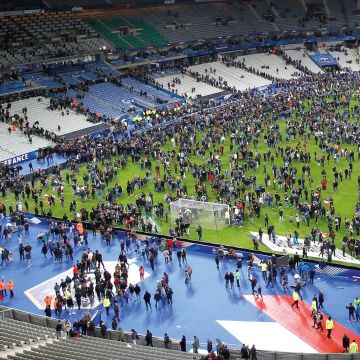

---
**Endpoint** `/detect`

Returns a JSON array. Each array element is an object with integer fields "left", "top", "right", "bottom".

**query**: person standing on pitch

[
  {"left": 234, "top": 269, "right": 240, "bottom": 288},
  {"left": 315, "top": 312, "right": 324, "bottom": 332},
  {"left": 143, "top": 291, "right": 152, "bottom": 310},
  {"left": 249, "top": 274, "right": 257, "bottom": 295},
  {"left": 346, "top": 302, "right": 356, "bottom": 321},
  {"left": 215, "top": 254, "right": 220, "bottom": 270},
  {"left": 291, "top": 290, "right": 299, "bottom": 309},
  {"left": 349, "top": 340, "right": 358, "bottom": 353},
  {"left": 326, "top": 316, "right": 334, "bottom": 339}
]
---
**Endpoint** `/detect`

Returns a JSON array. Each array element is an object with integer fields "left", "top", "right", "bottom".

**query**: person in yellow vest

[
  {"left": 103, "top": 296, "right": 111, "bottom": 316},
  {"left": 326, "top": 316, "right": 334, "bottom": 339},
  {"left": 291, "top": 290, "right": 299, "bottom": 309},
  {"left": 260, "top": 261, "right": 268, "bottom": 281},
  {"left": 7, "top": 280, "right": 14, "bottom": 298},
  {"left": 349, "top": 340, "right": 358, "bottom": 353},
  {"left": 311, "top": 298, "right": 317, "bottom": 317}
]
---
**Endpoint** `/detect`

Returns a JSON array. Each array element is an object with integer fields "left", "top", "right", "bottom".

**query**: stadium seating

[
  {"left": 66, "top": 88, "right": 125, "bottom": 119},
  {"left": 87, "top": 82, "right": 144, "bottom": 109},
  {"left": 13, "top": 12, "right": 112, "bottom": 54},
  {"left": 0, "top": 145, "right": 18, "bottom": 162},
  {"left": 0, "top": 12, "right": 112, "bottom": 68},
  {"left": 0, "top": 17, "right": 37, "bottom": 67},
  {"left": 1, "top": 1, "right": 360, "bottom": 66},
  {"left": 21, "top": 72, "right": 64, "bottom": 89},
  {"left": 284, "top": 48, "right": 324, "bottom": 74},
  {"left": 0, "top": 122, "right": 52, "bottom": 161},
  {"left": 327, "top": 48, "right": 360, "bottom": 72},
  {"left": 128, "top": 19, "right": 167, "bottom": 47},
  {"left": 8, "top": 97, "right": 97, "bottom": 136},
  {"left": 154, "top": 73, "right": 220, "bottom": 99},
  {"left": 137, "top": 2, "right": 275, "bottom": 43},
  {"left": 340, "top": 0, "right": 359, "bottom": 28},
  {"left": 84, "top": 62, "right": 121, "bottom": 78},
  {"left": 105, "top": 17, "right": 165, "bottom": 49},
  {"left": 239, "top": 53, "right": 303, "bottom": 80},
  {"left": 0, "top": 315, "right": 200, "bottom": 360},
  {"left": 6, "top": 336, "right": 201, "bottom": 360},
  {"left": 0, "top": 317, "right": 55, "bottom": 351},
  {"left": 87, "top": 20, "right": 133, "bottom": 50},
  {"left": 188, "top": 62, "right": 272, "bottom": 92},
  {"left": 121, "top": 77, "right": 179, "bottom": 105}
]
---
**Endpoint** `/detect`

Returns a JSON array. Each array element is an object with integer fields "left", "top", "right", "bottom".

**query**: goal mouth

[{"left": 169, "top": 199, "right": 230, "bottom": 231}]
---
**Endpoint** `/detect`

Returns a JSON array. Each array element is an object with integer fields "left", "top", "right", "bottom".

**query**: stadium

[{"left": 0, "top": 0, "right": 360, "bottom": 359}]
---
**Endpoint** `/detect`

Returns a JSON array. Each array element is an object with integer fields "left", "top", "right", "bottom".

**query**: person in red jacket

[{"left": 321, "top": 178, "right": 327, "bottom": 190}]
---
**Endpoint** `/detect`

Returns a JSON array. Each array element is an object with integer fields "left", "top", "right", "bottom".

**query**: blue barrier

[
  {"left": 91, "top": 310, "right": 102, "bottom": 326},
  {"left": 0, "top": 81, "right": 25, "bottom": 95},
  {"left": 2, "top": 150, "right": 37, "bottom": 167}
]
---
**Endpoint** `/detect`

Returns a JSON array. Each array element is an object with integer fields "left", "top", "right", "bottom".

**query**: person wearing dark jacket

[
  {"left": 346, "top": 302, "right": 356, "bottom": 321},
  {"left": 55, "top": 320, "right": 62, "bottom": 339},
  {"left": 143, "top": 291, "right": 152, "bottom": 310},
  {"left": 44, "top": 305, "right": 51, "bottom": 317},
  {"left": 179, "top": 335, "right": 186, "bottom": 352},
  {"left": 145, "top": 330, "right": 153, "bottom": 346},
  {"left": 100, "top": 320, "right": 107, "bottom": 338},
  {"left": 240, "top": 344, "right": 249, "bottom": 359},
  {"left": 343, "top": 334, "right": 350, "bottom": 352},
  {"left": 250, "top": 344, "right": 257, "bottom": 359},
  {"left": 221, "top": 345, "right": 231, "bottom": 359},
  {"left": 164, "top": 333, "right": 171, "bottom": 349}
]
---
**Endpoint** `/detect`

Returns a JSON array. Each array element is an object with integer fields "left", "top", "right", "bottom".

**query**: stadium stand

[
  {"left": 326, "top": 46, "right": 360, "bottom": 72},
  {"left": 65, "top": 88, "right": 125, "bottom": 120},
  {"left": 88, "top": 17, "right": 167, "bottom": 49},
  {"left": 284, "top": 48, "right": 324, "bottom": 74},
  {"left": 0, "top": 122, "right": 52, "bottom": 161},
  {"left": 11, "top": 336, "right": 201, "bottom": 360},
  {"left": 0, "top": 312, "right": 201, "bottom": 360},
  {"left": 121, "top": 77, "right": 179, "bottom": 106},
  {"left": 21, "top": 72, "right": 64, "bottom": 89},
  {"left": 154, "top": 73, "right": 221, "bottom": 99},
  {"left": 8, "top": 97, "right": 98, "bottom": 136},
  {"left": 87, "top": 82, "right": 146, "bottom": 111},
  {"left": 239, "top": 53, "right": 303, "bottom": 80},
  {"left": 188, "top": 62, "right": 272, "bottom": 92},
  {"left": 0, "top": 12, "right": 112, "bottom": 68},
  {"left": 87, "top": 19, "right": 134, "bottom": 50},
  {"left": 0, "top": 317, "right": 55, "bottom": 349}
]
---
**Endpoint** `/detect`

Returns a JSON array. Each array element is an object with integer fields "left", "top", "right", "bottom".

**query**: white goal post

[{"left": 169, "top": 199, "right": 230, "bottom": 230}]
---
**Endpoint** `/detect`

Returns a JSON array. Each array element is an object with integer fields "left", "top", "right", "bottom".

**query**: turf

[{"left": 2, "top": 97, "right": 360, "bottom": 266}]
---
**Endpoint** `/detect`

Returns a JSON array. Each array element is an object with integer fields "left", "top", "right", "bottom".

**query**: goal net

[{"left": 169, "top": 199, "right": 230, "bottom": 230}]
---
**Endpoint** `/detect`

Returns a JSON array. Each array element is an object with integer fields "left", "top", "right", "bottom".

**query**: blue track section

[{"left": 0, "top": 216, "right": 359, "bottom": 348}]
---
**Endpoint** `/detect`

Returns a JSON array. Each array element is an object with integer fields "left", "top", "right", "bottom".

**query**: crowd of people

[
  {"left": 1, "top": 60, "right": 360, "bottom": 358},
  {"left": 1, "top": 70, "right": 360, "bottom": 260}
]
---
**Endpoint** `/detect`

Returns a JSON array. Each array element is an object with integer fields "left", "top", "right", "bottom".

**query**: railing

[{"left": 0, "top": 306, "right": 359, "bottom": 359}]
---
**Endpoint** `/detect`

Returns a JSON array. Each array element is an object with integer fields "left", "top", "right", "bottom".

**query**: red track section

[{"left": 244, "top": 294, "right": 360, "bottom": 353}]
